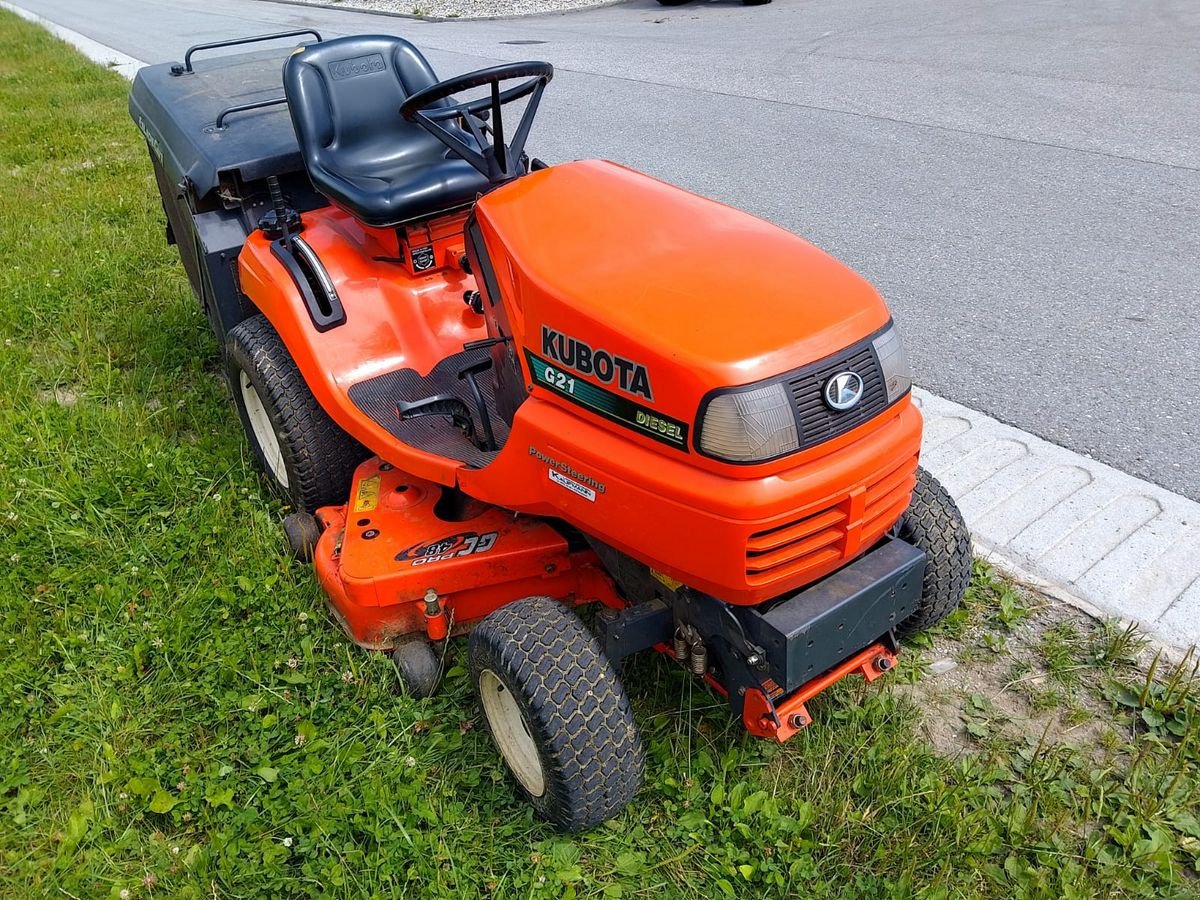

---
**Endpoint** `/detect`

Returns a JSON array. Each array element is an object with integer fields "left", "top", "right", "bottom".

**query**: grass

[{"left": 1, "top": 11, "right": 1199, "bottom": 898}]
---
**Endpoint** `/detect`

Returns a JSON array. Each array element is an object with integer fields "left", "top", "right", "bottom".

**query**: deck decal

[{"left": 352, "top": 475, "right": 381, "bottom": 512}]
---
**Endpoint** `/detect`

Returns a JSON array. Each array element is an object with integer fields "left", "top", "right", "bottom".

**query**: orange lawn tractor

[{"left": 130, "top": 31, "right": 971, "bottom": 830}]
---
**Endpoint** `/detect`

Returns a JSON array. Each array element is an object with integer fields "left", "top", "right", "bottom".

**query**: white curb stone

[{"left": 916, "top": 389, "right": 1199, "bottom": 650}]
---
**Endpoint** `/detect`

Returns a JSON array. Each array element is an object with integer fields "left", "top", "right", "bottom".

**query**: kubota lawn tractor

[{"left": 130, "top": 30, "right": 972, "bottom": 830}]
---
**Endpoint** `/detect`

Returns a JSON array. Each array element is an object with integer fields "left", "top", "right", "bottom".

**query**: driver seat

[{"left": 283, "top": 35, "right": 490, "bottom": 227}]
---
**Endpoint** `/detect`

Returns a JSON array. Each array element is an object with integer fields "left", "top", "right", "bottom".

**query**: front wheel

[
  {"left": 468, "top": 597, "right": 644, "bottom": 831},
  {"left": 225, "top": 315, "right": 367, "bottom": 512},
  {"left": 895, "top": 467, "right": 972, "bottom": 634}
]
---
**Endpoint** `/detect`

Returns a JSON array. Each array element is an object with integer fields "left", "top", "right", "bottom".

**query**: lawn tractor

[{"left": 130, "top": 30, "right": 971, "bottom": 830}]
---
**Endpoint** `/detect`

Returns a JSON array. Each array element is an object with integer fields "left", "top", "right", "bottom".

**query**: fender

[{"left": 236, "top": 205, "right": 486, "bottom": 486}]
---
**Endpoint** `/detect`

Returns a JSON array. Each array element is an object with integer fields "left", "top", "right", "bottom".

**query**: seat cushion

[{"left": 284, "top": 35, "right": 490, "bottom": 227}]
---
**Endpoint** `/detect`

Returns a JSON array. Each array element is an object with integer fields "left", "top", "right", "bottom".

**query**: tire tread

[{"left": 469, "top": 597, "right": 643, "bottom": 831}]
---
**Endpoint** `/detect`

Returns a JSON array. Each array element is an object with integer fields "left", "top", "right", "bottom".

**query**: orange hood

[{"left": 473, "top": 159, "right": 891, "bottom": 425}]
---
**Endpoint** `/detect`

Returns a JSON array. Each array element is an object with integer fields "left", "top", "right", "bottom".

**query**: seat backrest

[{"left": 283, "top": 35, "right": 449, "bottom": 187}]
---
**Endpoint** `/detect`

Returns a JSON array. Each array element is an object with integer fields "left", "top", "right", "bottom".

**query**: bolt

[
  {"left": 379, "top": 463, "right": 394, "bottom": 471},
  {"left": 544, "top": 563, "right": 556, "bottom": 573},
  {"left": 746, "top": 653, "right": 762, "bottom": 668},
  {"left": 789, "top": 714, "right": 808, "bottom": 728},
  {"left": 362, "top": 529, "right": 379, "bottom": 540},
  {"left": 875, "top": 656, "right": 893, "bottom": 672}
]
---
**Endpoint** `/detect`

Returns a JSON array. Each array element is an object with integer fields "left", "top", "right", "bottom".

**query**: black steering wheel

[{"left": 400, "top": 61, "right": 554, "bottom": 184}]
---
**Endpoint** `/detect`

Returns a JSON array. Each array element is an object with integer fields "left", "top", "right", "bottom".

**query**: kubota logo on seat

[
  {"left": 541, "top": 326, "right": 653, "bottom": 401},
  {"left": 329, "top": 54, "right": 386, "bottom": 80}
]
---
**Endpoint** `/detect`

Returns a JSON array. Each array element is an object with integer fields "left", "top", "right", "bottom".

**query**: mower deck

[{"left": 313, "top": 458, "right": 618, "bottom": 649}]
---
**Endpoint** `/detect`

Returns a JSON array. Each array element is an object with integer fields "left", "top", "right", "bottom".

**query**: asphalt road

[{"left": 15, "top": 0, "right": 1200, "bottom": 498}]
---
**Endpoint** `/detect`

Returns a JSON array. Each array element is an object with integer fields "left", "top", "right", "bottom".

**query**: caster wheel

[
  {"left": 282, "top": 512, "right": 321, "bottom": 563},
  {"left": 469, "top": 596, "right": 644, "bottom": 831},
  {"left": 392, "top": 640, "right": 441, "bottom": 699}
]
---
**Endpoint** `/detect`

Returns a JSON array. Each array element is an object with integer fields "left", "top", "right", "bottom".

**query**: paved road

[{"left": 15, "top": 0, "right": 1200, "bottom": 498}]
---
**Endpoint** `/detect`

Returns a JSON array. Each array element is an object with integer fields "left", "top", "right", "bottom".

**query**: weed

[{"left": 1091, "top": 618, "right": 1151, "bottom": 668}]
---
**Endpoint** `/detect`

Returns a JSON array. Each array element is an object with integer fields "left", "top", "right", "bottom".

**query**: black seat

[{"left": 283, "top": 35, "right": 490, "bottom": 227}]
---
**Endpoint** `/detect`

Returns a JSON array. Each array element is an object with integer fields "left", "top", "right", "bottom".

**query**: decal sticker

[
  {"left": 528, "top": 446, "right": 606, "bottom": 495},
  {"left": 549, "top": 469, "right": 596, "bottom": 502},
  {"left": 352, "top": 475, "right": 381, "bottom": 512},
  {"left": 411, "top": 245, "right": 436, "bottom": 271},
  {"left": 541, "top": 326, "right": 653, "bottom": 400},
  {"left": 650, "top": 569, "right": 684, "bottom": 592},
  {"left": 525, "top": 351, "right": 689, "bottom": 450},
  {"left": 395, "top": 531, "right": 499, "bottom": 566}
]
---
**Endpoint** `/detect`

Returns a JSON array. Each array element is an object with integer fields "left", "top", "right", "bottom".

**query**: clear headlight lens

[
  {"left": 872, "top": 324, "right": 912, "bottom": 403},
  {"left": 698, "top": 382, "right": 799, "bottom": 462}
]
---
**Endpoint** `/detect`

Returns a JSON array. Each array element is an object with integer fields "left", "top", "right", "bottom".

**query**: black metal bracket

[
  {"left": 173, "top": 30, "right": 323, "bottom": 75},
  {"left": 595, "top": 600, "right": 673, "bottom": 665}
]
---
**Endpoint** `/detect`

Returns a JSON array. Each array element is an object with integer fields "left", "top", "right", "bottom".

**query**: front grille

[
  {"left": 786, "top": 338, "right": 889, "bottom": 451},
  {"left": 746, "top": 505, "right": 848, "bottom": 585},
  {"left": 745, "top": 453, "right": 918, "bottom": 588}
]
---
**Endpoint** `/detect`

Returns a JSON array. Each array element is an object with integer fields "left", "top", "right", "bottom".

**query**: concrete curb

[
  {"left": 7, "top": 1, "right": 1197, "bottom": 652},
  {"left": 916, "top": 389, "right": 1199, "bottom": 651}
]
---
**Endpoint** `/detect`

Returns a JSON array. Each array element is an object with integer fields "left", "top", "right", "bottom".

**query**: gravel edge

[{"left": 256, "top": 0, "right": 631, "bottom": 23}]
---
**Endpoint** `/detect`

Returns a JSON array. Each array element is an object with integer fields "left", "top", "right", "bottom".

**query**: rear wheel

[
  {"left": 896, "top": 467, "right": 972, "bottom": 634},
  {"left": 468, "top": 597, "right": 643, "bottom": 831},
  {"left": 225, "top": 315, "right": 367, "bottom": 512}
]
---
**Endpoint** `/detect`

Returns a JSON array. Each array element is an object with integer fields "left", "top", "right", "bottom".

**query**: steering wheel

[{"left": 400, "top": 62, "right": 554, "bottom": 184}]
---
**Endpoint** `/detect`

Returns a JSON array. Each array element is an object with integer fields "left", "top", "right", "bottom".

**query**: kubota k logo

[{"left": 824, "top": 371, "right": 864, "bottom": 411}]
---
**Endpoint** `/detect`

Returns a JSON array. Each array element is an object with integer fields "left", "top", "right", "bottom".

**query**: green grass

[{"left": 1, "top": 12, "right": 1199, "bottom": 898}]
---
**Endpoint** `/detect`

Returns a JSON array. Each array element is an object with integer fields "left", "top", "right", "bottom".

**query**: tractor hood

[{"left": 472, "top": 160, "right": 892, "bottom": 444}]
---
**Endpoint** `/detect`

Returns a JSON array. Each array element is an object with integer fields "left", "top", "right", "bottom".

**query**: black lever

[
  {"left": 457, "top": 359, "right": 497, "bottom": 452},
  {"left": 397, "top": 395, "right": 475, "bottom": 441}
]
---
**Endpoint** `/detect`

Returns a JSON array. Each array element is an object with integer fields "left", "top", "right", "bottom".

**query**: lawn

[{"left": 1, "top": 11, "right": 1199, "bottom": 899}]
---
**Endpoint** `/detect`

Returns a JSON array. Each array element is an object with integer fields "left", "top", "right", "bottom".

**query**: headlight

[
  {"left": 698, "top": 382, "right": 799, "bottom": 462},
  {"left": 872, "top": 324, "right": 911, "bottom": 403}
]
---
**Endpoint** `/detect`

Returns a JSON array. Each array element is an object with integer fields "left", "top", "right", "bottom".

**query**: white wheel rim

[
  {"left": 239, "top": 371, "right": 289, "bottom": 488},
  {"left": 479, "top": 669, "right": 545, "bottom": 797}
]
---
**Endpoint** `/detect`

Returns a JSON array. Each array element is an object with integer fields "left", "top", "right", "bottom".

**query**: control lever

[
  {"left": 396, "top": 395, "right": 476, "bottom": 441},
  {"left": 457, "top": 359, "right": 497, "bottom": 452}
]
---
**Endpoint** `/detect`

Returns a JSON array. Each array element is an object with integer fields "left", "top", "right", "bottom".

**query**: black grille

[{"left": 786, "top": 336, "right": 889, "bottom": 450}]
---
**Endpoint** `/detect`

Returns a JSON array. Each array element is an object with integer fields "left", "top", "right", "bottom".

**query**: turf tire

[
  {"left": 225, "top": 315, "right": 367, "bottom": 512},
  {"left": 895, "top": 467, "right": 972, "bottom": 634},
  {"left": 468, "top": 597, "right": 644, "bottom": 831}
]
